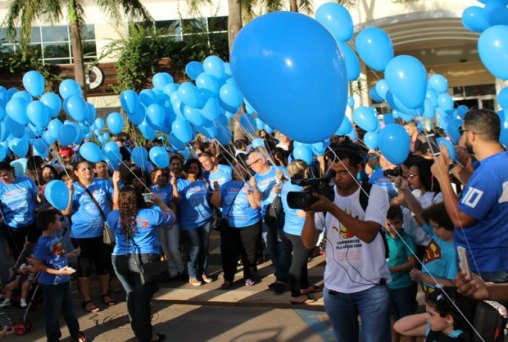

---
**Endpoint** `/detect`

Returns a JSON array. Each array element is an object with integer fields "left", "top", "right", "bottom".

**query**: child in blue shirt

[{"left": 32, "top": 209, "right": 86, "bottom": 342}]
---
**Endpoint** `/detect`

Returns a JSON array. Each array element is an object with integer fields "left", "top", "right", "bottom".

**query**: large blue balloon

[
  {"left": 462, "top": 6, "right": 490, "bottom": 33},
  {"left": 172, "top": 119, "right": 193, "bottom": 143},
  {"left": 385, "top": 55, "right": 427, "bottom": 109},
  {"left": 40, "top": 92, "right": 62, "bottom": 118},
  {"left": 478, "top": 25, "right": 508, "bottom": 80},
  {"left": 44, "top": 180, "right": 69, "bottom": 210},
  {"left": 203, "top": 56, "right": 226, "bottom": 79},
  {"left": 315, "top": 2, "right": 353, "bottom": 42},
  {"left": 131, "top": 146, "right": 149, "bottom": 169},
  {"left": 355, "top": 27, "right": 393, "bottom": 72},
  {"left": 120, "top": 90, "right": 138, "bottom": 115},
  {"left": 429, "top": 74, "right": 448, "bottom": 93},
  {"left": 378, "top": 124, "right": 410, "bottom": 164},
  {"left": 339, "top": 42, "right": 360, "bottom": 81},
  {"left": 23, "top": 71, "right": 45, "bottom": 97},
  {"left": 26, "top": 101, "right": 50, "bottom": 129},
  {"left": 177, "top": 82, "right": 202, "bottom": 108},
  {"left": 219, "top": 81, "right": 243, "bottom": 110},
  {"left": 146, "top": 104, "right": 165, "bottom": 128},
  {"left": 64, "top": 95, "right": 87, "bottom": 122},
  {"left": 59, "top": 79, "right": 82, "bottom": 99},
  {"left": 149, "top": 146, "right": 169, "bottom": 168},
  {"left": 80, "top": 142, "right": 103, "bottom": 163},
  {"left": 353, "top": 106, "right": 378, "bottom": 132},
  {"left": 107, "top": 112, "right": 124, "bottom": 134},
  {"left": 6, "top": 97, "right": 29, "bottom": 125},
  {"left": 231, "top": 12, "right": 347, "bottom": 143}
]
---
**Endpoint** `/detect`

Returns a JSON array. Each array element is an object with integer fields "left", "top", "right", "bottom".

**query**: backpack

[{"left": 472, "top": 300, "right": 507, "bottom": 342}]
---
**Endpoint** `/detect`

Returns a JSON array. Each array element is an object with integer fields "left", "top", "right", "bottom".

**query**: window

[{"left": 0, "top": 24, "right": 96, "bottom": 65}]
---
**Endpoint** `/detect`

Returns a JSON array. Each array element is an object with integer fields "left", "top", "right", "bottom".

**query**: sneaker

[
  {"left": 245, "top": 278, "right": 255, "bottom": 286},
  {"left": 201, "top": 274, "right": 213, "bottom": 284},
  {"left": 189, "top": 278, "right": 202, "bottom": 286},
  {"left": 20, "top": 299, "right": 27, "bottom": 308},
  {"left": 0, "top": 299, "right": 10, "bottom": 307}
]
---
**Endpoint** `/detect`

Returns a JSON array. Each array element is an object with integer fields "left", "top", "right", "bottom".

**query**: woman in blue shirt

[
  {"left": 0, "top": 161, "right": 42, "bottom": 259},
  {"left": 62, "top": 159, "right": 120, "bottom": 313},
  {"left": 211, "top": 162, "right": 262, "bottom": 289},
  {"left": 280, "top": 160, "right": 316, "bottom": 304},
  {"left": 107, "top": 186, "right": 175, "bottom": 342},
  {"left": 176, "top": 158, "right": 213, "bottom": 286}
]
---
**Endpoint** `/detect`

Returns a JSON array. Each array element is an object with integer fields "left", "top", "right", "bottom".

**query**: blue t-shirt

[
  {"left": 281, "top": 182, "right": 305, "bottom": 236},
  {"left": 205, "top": 164, "right": 233, "bottom": 189},
  {"left": 386, "top": 230, "right": 416, "bottom": 289},
  {"left": 177, "top": 179, "right": 213, "bottom": 230},
  {"left": 220, "top": 180, "right": 260, "bottom": 228},
  {"left": 254, "top": 166, "right": 287, "bottom": 215},
  {"left": 456, "top": 151, "right": 508, "bottom": 273},
  {"left": 107, "top": 208, "right": 175, "bottom": 255},
  {"left": 0, "top": 176, "right": 37, "bottom": 228},
  {"left": 421, "top": 223, "right": 457, "bottom": 293},
  {"left": 70, "top": 179, "right": 114, "bottom": 238},
  {"left": 34, "top": 235, "right": 70, "bottom": 285},
  {"left": 150, "top": 183, "right": 173, "bottom": 206}
]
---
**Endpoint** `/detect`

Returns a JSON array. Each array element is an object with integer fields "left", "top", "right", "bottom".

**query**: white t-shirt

[{"left": 315, "top": 184, "right": 391, "bottom": 294}]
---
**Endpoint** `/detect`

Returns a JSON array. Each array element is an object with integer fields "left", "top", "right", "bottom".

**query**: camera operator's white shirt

[{"left": 315, "top": 184, "right": 391, "bottom": 294}]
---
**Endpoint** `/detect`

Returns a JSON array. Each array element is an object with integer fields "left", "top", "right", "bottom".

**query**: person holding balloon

[
  {"left": 61, "top": 159, "right": 120, "bottom": 313},
  {"left": 175, "top": 158, "right": 214, "bottom": 286},
  {"left": 0, "top": 161, "right": 43, "bottom": 260}
]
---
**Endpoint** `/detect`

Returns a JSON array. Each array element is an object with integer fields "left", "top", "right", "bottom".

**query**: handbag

[
  {"left": 264, "top": 195, "right": 285, "bottom": 230},
  {"left": 132, "top": 253, "right": 166, "bottom": 285},
  {"left": 83, "top": 187, "right": 115, "bottom": 246},
  {"left": 213, "top": 186, "right": 241, "bottom": 231}
]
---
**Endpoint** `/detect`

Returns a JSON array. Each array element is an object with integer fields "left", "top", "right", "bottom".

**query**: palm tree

[{"left": 4, "top": 0, "right": 152, "bottom": 98}]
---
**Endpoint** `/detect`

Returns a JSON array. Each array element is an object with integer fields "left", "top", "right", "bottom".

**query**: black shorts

[{"left": 71, "top": 236, "right": 110, "bottom": 277}]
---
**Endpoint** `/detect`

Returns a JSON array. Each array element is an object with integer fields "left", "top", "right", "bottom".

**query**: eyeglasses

[
  {"left": 248, "top": 158, "right": 261, "bottom": 167},
  {"left": 408, "top": 174, "right": 418, "bottom": 179},
  {"left": 458, "top": 127, "right": 470, "bottom": 136}
]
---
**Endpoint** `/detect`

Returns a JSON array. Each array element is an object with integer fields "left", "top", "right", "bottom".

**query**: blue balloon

[
  {"left": 4, "top": 116, "right": 25, "bottom": 138},
  {"left": 462, "top": 6, "right": 490, "bottom": 33},
  {"left": 347, "top": 96, "right": 355, "bottom": 108},
  {"left": 355, "top": 27, "right": 393, "bottom": 72},
  {"left": 185, "top": 61, "right": 204, "bottom": 80},
  {"left": 26, "top": 101, "right": 50, "bottom": 129},
  {"left": 80, "top": 142, "right": 103, "bottom": 163},
  {"left": 436, "top": 137, "right": 457, "bottom": 162},
  {"left": 44, "top": 180, "right": 69, "bottom": 210},
  {"left": 336, "top": 118, "right": 353, "bottom": 135},
  {"left": 199, "top": 96, "right": 220, "bottom": 121},
  {"left": 196, "top": 73, "right": 220, "bottom": 96},
  {"left": 0, "top": 143, "right": 6, "bottom": 162},
  {"left": 146, "top": 104, "right": 165, "bottom": 128},
  {"left": 437, "top": 93, "right": 454, "bottom": 112},
  {"left": 383, "top": 113, "right": 395, "bottom": 125},
  {"left": 149, "top": 146, "right": 169, "bottom": 168},
  {"left": 138, "top": 120, "right": 156, "bottom": 140},
  {"left": 478, "top": 25, "right": 508, "bottom": 80},
  {"left": 59, "top": 79, "right": 82, "bottom": 99},
  {"left": 47, "top": 119, "right": 63, "bottom": 140},
  {"left": 264, "top": 124, "right": 274, "bottom": 134},
  {"left": 385, "top": 55, "right": 427, "bottom": 109},
  {"left": 32, "top": 138, "right": 49, "bottom": 158},
  {"left": 485, "top": 1, "right": 508, "bottom": 26},
  {"left": 423, "top": 99, "right": 436, "bottom": 119},
  {"left": 378, "top": 124, "right": 410, "bottom": 164},
  {"left": 63, "top": 95, "right": 87, "bottom": 122},
  {"left": 131, "top": 146, "right": 149, "bottom": 170},
  {"left": 339, "top": 42, "right": 360, "bottom": 81},
  {"left": 177, "top": 82, "right": 202, "bottom": 108},
  {"left": 456, "top": 105, "right": 469, "bottom": 118},
  {"left": 498, "top": 87, "right": 508, "bottom": 108},
  {"left": 292, "top": 145, "right": 313, "bottom": 164},
  {"left": 163, "top": 83, "right": 179, "bottom": 97},
  {"left": 446, "top": 119, "right": 463, "bottom": 145},
  {"left": 172, "top": 119, "right": 193, "bottom": 143},
  {"left": 353, "top": 106, "right": 378, "bottom": 132},
  {"left": 11, "top": 91, "right": 33, "bottom": 103},
  {"left": 152, "top": 72, "right": 173, "bottom": 90},
  {"left": 42, "top": 130, "right": 55, "bottom": 146},
  {"left": 129, "top": 103, "right": 145, "bottom": 126},
  {"left": 103, "top": 141, "right": 121, "bottom": 163},
  {"left": 251, "top": 138, "right": 264, "bottom": 149},
  {"left": 8, "top": 137, "right": 29, "bottom": 157},
  {"left": 40, "top": 92, "right": 62, "bottom": 118},
  {"left": 139, "top": 89, "right": 156, "bottom": 107},
  {"left": 107, "top": 112, "right": 124, "bottom": 134},
  {"left": 169, "top": 133, "right": 187, "bottom": 150},
  {"left": 429, "top": 74, "right": 448, "bottom": 93},
  {"left": 369, "top": 87, "right": 383, "bottom": 103},
  {"left": 231, "top": 12, "right": 347, "bottom": 143},
  {"left": 312, "top": 140, "right": 330, "bottom": 156},
  {"left": 219, "top": 81, "right": 243, "bottom": 110},
  {"left": 203, "top": 56, "right": 226, "bottom": 79},
  {"left": 315, "top": 2, "right": 353, "bottom": 42},
  {"left": 94, "top": 117, "right": 105, "bottom": 130},
  {"left": 6, "top": 97, "right": 29, "bottom": 125},
  {"left": 58, "top": 124, "right": 78, "bottom": 146},
  {"left": 183, "top": 104, "right": 208, "bottom": 126},
  {"left": 215, "top": 124, "right": 232, "bottom": 145},
  {"left": 363, "top": 131, "right": 378, "bottom": 150},
  {"left": 120, "top": 90, "right": 138, "bottom": 115},
  {"left": 23, "top": 71, "right": 45, "bottom": 97},
  {"left": 375, "top": 80, "right": 389, "bottom": 100}
]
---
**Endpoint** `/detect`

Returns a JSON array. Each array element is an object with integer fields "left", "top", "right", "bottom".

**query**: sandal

[
  {"left": 290, "top": 294, "right": 317, "bottom": 305},
  {"left": 101, "top": 294, "right": 116, "bottom": 306},
  {"left": 75, "top": 331, "right": 88, "bottom": 342},
  {"left": 82, "top": 301, "right": 100, "bottom": 313},
  {"left": 151, "top": 333, "right": 166, "bottom": 342},
  {"left": 300, "top": 285, "right": 321, "bottom": 295}
]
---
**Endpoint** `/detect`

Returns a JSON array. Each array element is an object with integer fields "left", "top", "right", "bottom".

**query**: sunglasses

[{"left": 458, "top": 127, "right": 470, "bottom": 135}]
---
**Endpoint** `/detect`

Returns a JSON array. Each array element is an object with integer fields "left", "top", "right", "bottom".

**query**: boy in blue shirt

[{"left": 32, "top": 209, "right": 87, "bottom": 342}]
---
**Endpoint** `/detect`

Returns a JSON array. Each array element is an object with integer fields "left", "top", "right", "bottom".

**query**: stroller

[{"left": 1, "top": 242, "right": 43, "bottom": 335}]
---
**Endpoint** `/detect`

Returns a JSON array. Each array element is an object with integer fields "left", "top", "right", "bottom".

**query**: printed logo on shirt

[
  {"left": 424, "top": 240, "right": 441, "bottom": 263},
  {"left": 499, "top": 181, "right": 508, "bottom": 203},
  {"left": 137, "top": 219, "right": 150, "bottom": 229},
  {"left": 461, "top": 187, "right": 483, "bottom": 208},
  {"left": 51, "top": 242, "right": 65, "bottom": 256},
  {"left": 340, "top": 224, "right": 354, "bottom": 239}
]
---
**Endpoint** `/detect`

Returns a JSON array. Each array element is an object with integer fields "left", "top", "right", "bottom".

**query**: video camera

[{"left": 286, "top": 170, "right": 336, "bottom": 210}]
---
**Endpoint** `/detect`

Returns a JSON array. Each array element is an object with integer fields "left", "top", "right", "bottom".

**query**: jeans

[
  {"left": 479, "top": 270, "right": 508, "bottom": 283},
  {"left": 264, "top": 222, "right": 291, "bottom": 283},
  {"left": 112, "top": 254, "right": 158, "bottom": 342},
  {"left": 41, "top": 282, "right": 80, "bottom": 342},
  {"left": 324, "top": 285, "right": 391, "bottom": 342},
  {"left": 182, "top": 221, "right": 211, "bottom": 279},
  {"left": 158, "top": 224, "right": 184, "bottom": 277}
]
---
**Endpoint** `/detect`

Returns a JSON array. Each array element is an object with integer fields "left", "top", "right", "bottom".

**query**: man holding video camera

[{"left": 302, "top": 143, "right": 391, "bottom": 342}]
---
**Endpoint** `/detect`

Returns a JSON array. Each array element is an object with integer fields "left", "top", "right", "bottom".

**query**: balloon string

[{"left": 324, "top": 145, "right": 484, "bottom": 341}]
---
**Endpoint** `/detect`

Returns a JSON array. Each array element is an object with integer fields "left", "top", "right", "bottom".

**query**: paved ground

[{"left": 0, "top": 231, "right": 336, "bottom": 341}]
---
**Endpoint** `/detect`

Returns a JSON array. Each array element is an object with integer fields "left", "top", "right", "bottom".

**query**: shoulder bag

[{"left": 83, "top": 187, "right": 115, "bottom": 246}]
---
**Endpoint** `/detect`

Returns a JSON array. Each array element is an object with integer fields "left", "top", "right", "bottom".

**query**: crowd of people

[{"left": 0, "top": 108, "right": 506, "bottom": 341}]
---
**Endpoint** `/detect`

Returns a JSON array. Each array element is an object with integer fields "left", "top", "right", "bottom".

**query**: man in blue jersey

[
  {"left": 432, "top": 109, "right": 508, "bottom": 283},
  {"left": 247, "top": 151, "right": 289, "bottom": 293},
  {"left": 198, "top": 152, "right": 233, "bottom": 189}
]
